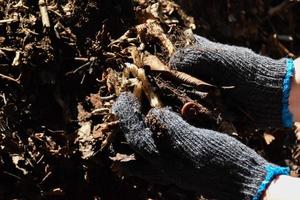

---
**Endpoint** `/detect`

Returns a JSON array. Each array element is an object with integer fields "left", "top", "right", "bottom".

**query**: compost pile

[{"left": 0, "top": 0, "right": 300, "bottom": 199}]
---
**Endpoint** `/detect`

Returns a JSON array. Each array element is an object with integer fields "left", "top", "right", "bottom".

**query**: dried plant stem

[
  {"left": 39, "top": 0, "right": 51, "bottom": 29},
  {"left": 0, "top": 19, "right": 17, "bottom": 24},
  {"left": 125, "top": 63, "right": 163, "bottom": 108},
  {"left": 12, "top": 51, "right": 21, "bottom": 67},
  {"left": 0, "top": 73, "right": 21, "bottom": 84}
]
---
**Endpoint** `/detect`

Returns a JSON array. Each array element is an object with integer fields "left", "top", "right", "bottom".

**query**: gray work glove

[
  {"left": 112, "top": 92, "right": 289, "bottom": 200},
  {"left": 169, "top": 35, "right": 295, "bottom": 128}
]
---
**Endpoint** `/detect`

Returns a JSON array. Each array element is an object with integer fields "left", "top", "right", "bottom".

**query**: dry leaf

[
  {"left": 11, "top": 154, "right": 28, "bottom": 175},
  {"left": 110, "top": 153, "right": 136, "bottom": 162},
  {"left": 263, "top": 132, "right": 275, "bottom": 145},
  {"left": 143, "top": 53, "right": 169, "bottom": 71},
  {"left": 76, "top": 121, "right": 94, "bottom": 159},
  {"left": 136, "top": 19, "right": 175, "bottom": 56},
  {"left": 87, "top": 93, "right": 103, "bottom": 109}
]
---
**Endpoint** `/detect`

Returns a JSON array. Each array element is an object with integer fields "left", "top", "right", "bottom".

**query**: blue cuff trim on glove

[
  {"left": 282, "top": 59, "right": 295, "bottom": 128},
  {"left": 252, "top": 165, "right": 290, "bottom": 200}
]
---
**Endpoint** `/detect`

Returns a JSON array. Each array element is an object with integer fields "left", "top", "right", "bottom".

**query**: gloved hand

[
  {"left": 169, "top": 35, "right": 295, "bottom": 128},
  {"left": 112, "top": 92, "right": 289, "bottom": 200}
]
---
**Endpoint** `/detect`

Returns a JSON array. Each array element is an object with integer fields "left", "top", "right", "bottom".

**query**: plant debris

[{"left": 0, "top": 0, "right": 300, "bottom": 199}]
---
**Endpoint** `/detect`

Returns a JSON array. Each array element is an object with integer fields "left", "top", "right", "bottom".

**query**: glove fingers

[
  {"left": 145, "top": 107, "right": 266, "bottom": 166},
  {"left": 112, "top": 92, "right": 160, "bottom": 161},
  {"left": 193, "top": 34, "right": 254, "bottom": 53},
  {"left": 145, "top": 107, "right": 209, "bottom": 163},
  {"left": 193, "top": 34, "right": 220, "bottom": 49},
  {"left": 170, "top": 34, "right": 260, "bottom": 86},
  {"left": 112, "top": 92, "right": 142, "bottom": 122},
  {"left": 144, "top": 108, "right": 262, "bottom": 199},
  {"left": 169, "top": 45, "right": 236, "bottom": 86}
]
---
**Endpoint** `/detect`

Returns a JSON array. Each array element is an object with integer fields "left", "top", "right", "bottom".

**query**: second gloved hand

[
  {"left": 112, "top": 92, "right": 290, "bottom": 200},
  {"left": 169, "top": 35, "right": 295, "bottom": 128}
]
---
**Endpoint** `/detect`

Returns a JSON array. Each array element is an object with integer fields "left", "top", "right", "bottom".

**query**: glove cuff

[
  {"left": 252, "top": 165, "right": 290, "bottom": 200},
  {"left": 281, "top": 58, "right": 295, "bottom": 128}
]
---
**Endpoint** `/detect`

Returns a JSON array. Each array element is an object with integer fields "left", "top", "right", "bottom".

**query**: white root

[{"left": 124, "top": 63, "right": 162, "bottom": 108}]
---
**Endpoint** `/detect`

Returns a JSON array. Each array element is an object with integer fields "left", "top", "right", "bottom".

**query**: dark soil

[{"left": 0, "top": 0, "right": 299, "bottom": 199}]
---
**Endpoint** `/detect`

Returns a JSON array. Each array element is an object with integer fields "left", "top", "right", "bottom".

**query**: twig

[
  {"left": 36, "top": 155, "right": 44, "bottom": 165},
  {"left": 273, "top": 34, "right": 295, "bottom": 57},
  {"left": 170, "top": 70, "right": 215, "bottom": 89},
  {"left": 0, "top": 47, "right": 16, "bottom": 52},
  {"left": 0, "top": 73, "right": 21, "bottom": 84},
  {"left": 109, "top": 30, "right": 132, "bottom": 47},
  {"left": 73, "top": 57, "right": 89, "bottom": 62},
  {"left": 48, "top": 7, "right": 63, "bottom": 18},
  {"left": 39, "top": 0, "right": 51, "bottom": 30},
  {"left": 143, "top": 54, "right": 226, "bottom": 90},
  {"left": 13, "top": 0, "right": 29, "bottom": 9},
  {"left": 0, "top": 19, "right": 18, "bottom": 24},
  {"left": 66, "top": 61, "right": 91, "bottom": 75},
  {"left": 125, "top": 63, "right": 163, "bottom": 108},
  {"left": 91, "top": 108, "right": 110, "bottom": 115},
  {"left": 0, "top": 93, "right": 7, "bottom": 105},
  {"left": 100, "top": 94, "right": 115, "bottom": 101},
  {"left": 39, "top": 171, "right": 52, "bottom": 184},
  {"left": 66, "top": 57, "right": 96, "bottom": 75},
  {"left": 3, "top": 171, "right": 22, "bottom": 180},
  {"left": 274, "top": 34, "right": 293, "bottom": 42},
  {"left": 268, "top": 0, "right": 290, "bottom": 16},
  {"left": 12, "top": 50, "right": 21, "bottom": 67}
]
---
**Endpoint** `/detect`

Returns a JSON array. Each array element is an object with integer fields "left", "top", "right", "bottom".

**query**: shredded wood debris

[{"left": 0, "top": 0, "right": 299, "bottom": 199}]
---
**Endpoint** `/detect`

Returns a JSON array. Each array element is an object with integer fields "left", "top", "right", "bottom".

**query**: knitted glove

[
  {"left": 112, "top": 92, "right": 290, "bottom": 200},
  {"left": 169, "top": 35, "right": 295, "bottom": 128}
]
